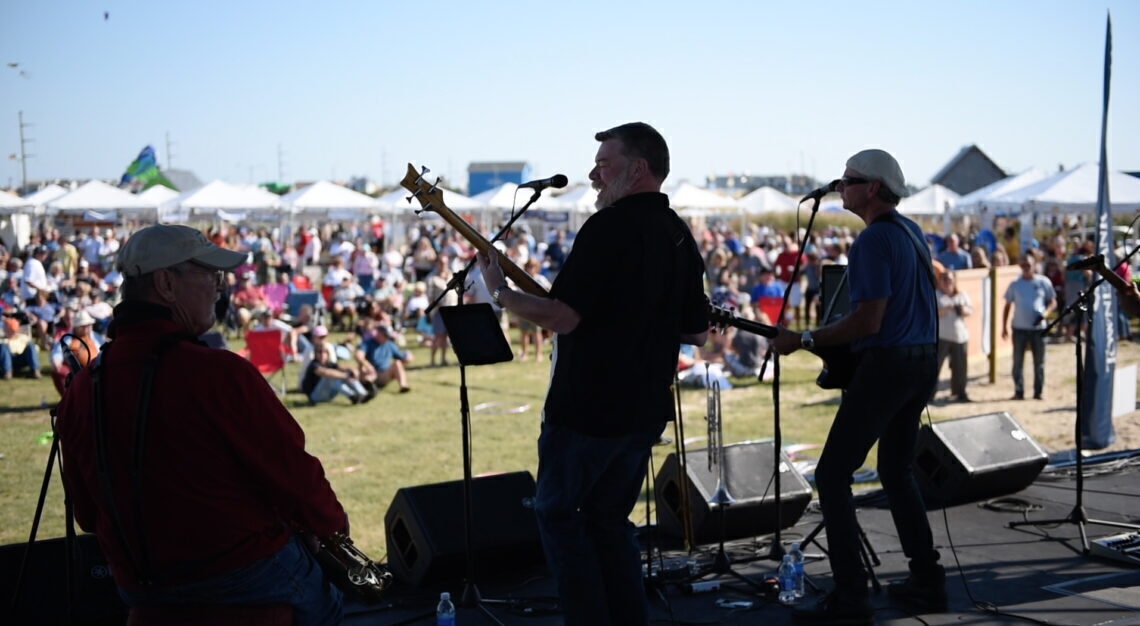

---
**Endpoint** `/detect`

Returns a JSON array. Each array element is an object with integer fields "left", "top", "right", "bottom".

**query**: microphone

[
  {"left": 800, "top": 179, "right": 839, "bottom": 203},
  {"left": 1066, "top": 253, "right": 1105, "bottom": 271},
  {"left": 518, "top": 174, "right": 569, "bottom": 191}
]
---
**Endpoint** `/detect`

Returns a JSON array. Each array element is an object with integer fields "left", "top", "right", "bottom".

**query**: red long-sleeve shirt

[{"left": 57, "top": 305, "right": 346, "bottom": 591}]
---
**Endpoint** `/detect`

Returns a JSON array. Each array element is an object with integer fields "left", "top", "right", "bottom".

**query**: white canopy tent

[
  {"left": 176, "top": 180, "right": 283, "bottom": 221},
  {"left": 375, "top": 186, "right": 485, "bottom": 214},
  {"left": 897, "top": 184, "right": 960, "bottom": 216},
  {"left": 0, "top": 190, "right": 32, "bottom": 214},
  {"left": 737, "top": 186, "right": 798, "bottom": 214},
  {"left": 986, "top": 163, "right": 1140, "bottom": 214},
  {"left": 668, "top": 183, "right": 738, "bottom": 212},
  {"left": 46, "top": 180, "right": 155, "bottom": 219},
  {"left": 137, "top": 185, "right": 181, "bottom": 221},
  {"left": 23, "top": 184, "right": 68, "bottom": 216},
  {"left": 953, "top": 168, "right": 1050, "bottom": 215},
  {"left": 280, "top": 181, "right": 378, "bottom": 220}
]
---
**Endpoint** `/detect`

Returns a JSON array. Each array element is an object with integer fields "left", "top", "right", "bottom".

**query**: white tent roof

[
  {"left": 953, "top": 168, "right": 1050, "bottom": 214},
  {"left": 471, "top": 183, "right": 530, "bottom": 210},
  {"left": 375, "top": 186, "right": 485, "bottom": 214},
  {"left": 0, "top": 190, "right": 32, "bottom": 212},
  {"left": 177, "top": 180, "right": 283, "bottom": 215},
  {"left": 737, "top": 186, "right": 797, "bottom": 214},
  {"left": 549, "top": 184, "right": 598, "bottom": 212},
  {"left": 667, "top": 183, "right": 738, "bottom": 210},
  {"left": 23, "top": 184, "right": 69, "bottom": 206},
  {"left": 137, "top": 185, "right": 180, "bottom": 206},
  {"left": 46, "top": 180, "right": 153, "bottom": 214},
  {"left": 987, "top": 163, "right": 1140, "bottom": 214},
  {"left": 280, "top": 180, "right": 378, "bottom": 213},
  {"left": 897, "top": 184, "right": 961, "bottom": 216}
]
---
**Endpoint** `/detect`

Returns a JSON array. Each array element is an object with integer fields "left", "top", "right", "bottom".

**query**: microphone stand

[
  {"left": 1008, "top": 250, "right": 1140, "bottom": 550},
  {"left": 756, "top": 192, "right": 827, "bottom": 563},
  {"left": 423, "top": 188, "right": 545, "bottom": 626}
]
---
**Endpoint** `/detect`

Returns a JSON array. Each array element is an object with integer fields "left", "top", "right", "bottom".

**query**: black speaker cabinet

[
  {"left": 655, "top": 441, "right": 813, "bottom": 545},
  {"left": 0, "top": 534, "right": 127, "bottom": 625},
  {"left": 915, "top": 412, "right": 1048, "bottom": 506},
  {"left": 384, "top": 471, "right": 545, "bottom": 586}
]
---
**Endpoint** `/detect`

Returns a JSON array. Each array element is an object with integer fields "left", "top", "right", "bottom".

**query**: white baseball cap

[{"left": 845, "top": 149, "right": 909, "bottom": 198}]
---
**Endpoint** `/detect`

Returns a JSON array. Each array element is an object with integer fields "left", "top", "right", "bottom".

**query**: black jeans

[{"left": 815, "top": 345, "right": 940, "bottom": 594}]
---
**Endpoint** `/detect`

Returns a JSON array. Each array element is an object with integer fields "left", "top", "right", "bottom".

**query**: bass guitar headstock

[{"left": 399, "top": 163, "right": 448, "bottom": 216}]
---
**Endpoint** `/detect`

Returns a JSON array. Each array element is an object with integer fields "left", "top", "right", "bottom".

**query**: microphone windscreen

[{"left": 551, "top": 174, "right": 569, "bottom": 189}]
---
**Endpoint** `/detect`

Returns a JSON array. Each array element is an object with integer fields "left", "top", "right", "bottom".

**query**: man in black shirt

[{"left": 479, "top": 122, "right": 707, "bottom": 625}]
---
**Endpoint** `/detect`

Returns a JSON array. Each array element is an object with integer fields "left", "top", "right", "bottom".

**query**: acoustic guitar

[
  {"left": 707, "top": 303, "right": 858, "bottom": 389},
  {"left": 399, "top": 163, "right": 549, "bottom": 297}
]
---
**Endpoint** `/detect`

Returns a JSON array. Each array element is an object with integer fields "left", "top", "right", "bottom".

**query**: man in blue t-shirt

[
  {"left": 773, "top": 149, "right": 944, "bottom": 623},
  {"left": 936, "top": 233, "right": 972, "bottom": 271},
  {"left": 1002, "top": 254, "right": 1056, "bottom": 400},
  {"left": 355, "top": 324, "right": 411, "bottom": 393}
]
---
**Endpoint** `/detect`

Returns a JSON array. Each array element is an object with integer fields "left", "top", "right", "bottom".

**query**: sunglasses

[{"left": 836, "top": 176, "right": 871, "bottom": 190}]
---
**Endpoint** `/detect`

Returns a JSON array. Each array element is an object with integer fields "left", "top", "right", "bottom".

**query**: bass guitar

[
  {"left": 707, "top": 303, "right": 858, "bottom": 390},
  {"left": 399, "top": 163, "right": 550, "bottom": 297}
]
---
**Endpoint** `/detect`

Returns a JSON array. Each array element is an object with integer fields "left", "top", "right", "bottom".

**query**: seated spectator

[
  {"left": 723, "top": 300, "right": 773, "bottom": 380},
  {"left": 49, "top": 309, "right": 103, "bottom": 395},
  {"left": 231, "top": 272, "right": 268, "bottom": 330},
  {"left": 26, "top": 290, "right": 60, "bottom": 350},
  {"left": 330, "top": 276, "right": 364, "bottom": 331},
  {"left": 403, "top": 281, "right": 430, "bottom": 341},
  {"left": 1, "top": 313, "right": 41, "bottom": 379},
  {"left": 1, "top": 275, "right": 21, "bottom": 310},
  {"left": 355, "top": 323, "right": 411, "bottom": 393},
  {"left": 300, "top": 325, "right": 373, "bottom": 405}
]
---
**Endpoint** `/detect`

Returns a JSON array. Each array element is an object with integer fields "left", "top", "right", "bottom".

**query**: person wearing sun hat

[
  {"left": 56, "top": 224, "right": 348, "bottom": 624},
  {"left": 774, "top": 149, "right": 944, "bottom": 623}
]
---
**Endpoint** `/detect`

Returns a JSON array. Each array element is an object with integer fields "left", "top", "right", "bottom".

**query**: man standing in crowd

[
  {"left": 773, "top": 149, "right": 944, "bottom": 624},
  {"left": 937, "top": 233, "right": 972, "bottom": 270},
  {"left": 1002, "top": 252, "right": 1056, "bottom": 400},
  {"left": 478, "top": 122, "right": 708, "bottom": 626},
  {"left": 57, "top": 224, "right": 346, "bottom": 625}
]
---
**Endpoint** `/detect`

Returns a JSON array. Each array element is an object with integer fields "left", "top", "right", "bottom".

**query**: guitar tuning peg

[
  {"left": 405, "top": 195, "right": 414, "bottom": 204},
  {"left": 420, "top": 166, "right": 430, "bottom": 175},
  {"left": 428, "top": 178, "right": 441, "bottom": 194}
]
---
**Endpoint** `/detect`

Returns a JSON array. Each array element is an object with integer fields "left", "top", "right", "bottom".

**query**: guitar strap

[{"left": 878, "top": 211, "right": 939, "bottom": 342}]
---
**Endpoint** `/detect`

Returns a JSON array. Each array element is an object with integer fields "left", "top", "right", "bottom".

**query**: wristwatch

[
  {"left": 492, "top": 286, "right": 510, "bottom": 307},
  {"left": 800, "top": 330, "right": 815, "bottom": 350}
]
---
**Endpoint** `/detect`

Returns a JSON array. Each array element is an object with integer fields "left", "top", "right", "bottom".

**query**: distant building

[
  {"left": 468, "top": 161, "right": 531, "bottom": 196},
  {"left": 930, "top": 145, "right": 1006, "bottom": 196},
  {"left": 704, "top": 173, "right": 821, "bottom": 197},
  {"left": 163, "top": 168, "right": 204, "bottom": 193}
]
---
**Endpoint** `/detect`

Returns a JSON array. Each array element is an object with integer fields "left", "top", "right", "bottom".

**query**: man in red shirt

[{"left": 57, "top": 224, "right": 347, "bottom": 625}]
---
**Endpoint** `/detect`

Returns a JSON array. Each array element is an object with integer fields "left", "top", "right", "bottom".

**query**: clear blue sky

[{"left": 2, "top": 1, "right": 1137, "bottom": 192}]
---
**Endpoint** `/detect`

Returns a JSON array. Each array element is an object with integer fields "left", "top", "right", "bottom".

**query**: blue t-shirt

[
  {"left": 847, "top": 212, "right": 937, "bottom": 351},
  {"left": 936, "top": 248, "right": 971, "bottom": 271},
  {"left": 361, "top": 338, "right": 406, "bottom": 371},
  {"left": 1004, "top": 275, "right": 1055, "bottom": 330}
]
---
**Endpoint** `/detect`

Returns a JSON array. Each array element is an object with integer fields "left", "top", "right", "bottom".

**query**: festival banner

[{"left": 1081, "top": 14, "right": 1116, "bottom": 449}]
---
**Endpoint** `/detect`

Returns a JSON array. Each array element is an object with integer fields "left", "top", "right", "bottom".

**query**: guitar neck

[
  {"left": 708, "top": 304, "right": 778, "bottom": 338},
  {"left": 1092, "top": 265, "right": 1132, "bottom": 293}
]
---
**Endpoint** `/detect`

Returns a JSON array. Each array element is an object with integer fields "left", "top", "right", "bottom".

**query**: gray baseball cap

[
  {"left": 116, "top": 224, "right": 247, "bottom": 278},
  {"left": 846, "top": 149, "right": 909, "bottom": 198}
]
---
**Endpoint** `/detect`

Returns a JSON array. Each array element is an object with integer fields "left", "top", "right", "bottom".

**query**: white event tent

[
  {"left": 137, "top": 185, "right": 181, "bottom": 220},
  {"left": 953, "top": 168, "right": 1050, "bottom": 216},
  {"left": 668, "top": 182, "right": 737, "bottom": 216},
  {"left": 897, "top": 184, "right": 960, "bottom": 217},
  {"left": 986, "top": 163, "right": 1140, "bottom": 214},
  {"left": 0, "top": 190, "right": 32, "bottom": 214},
  {"left": 23, "top": 184, "right": 68, "bottom": 216},
  {"left": 176, "top": 180, "right": 283, "bottom": 222},
  {"left": 738, "top": 186, "right": 797, "bottom": 214},
  {"left": 46, "top": 180, "right": 154, "bottom": 220},
  {"left": 280, "top": 181, "right": 378, "bottom": 220}
]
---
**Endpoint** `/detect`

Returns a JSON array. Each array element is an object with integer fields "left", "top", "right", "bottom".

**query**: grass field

[{"left": 0, "top": 330, "right": 855, "bottom": 562}]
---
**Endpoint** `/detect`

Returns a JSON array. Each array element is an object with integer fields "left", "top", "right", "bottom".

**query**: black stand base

[
  {"left": 1008, "top": 505, "right": 1140, "bottom": 554},
  {"left": 800, "top": 516, "right": 882, "bottom": 594}
]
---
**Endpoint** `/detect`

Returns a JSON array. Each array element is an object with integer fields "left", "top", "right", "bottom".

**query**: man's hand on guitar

[
  {"left": 772, "top": 326, "right": 802, "bottom": 355},
  {"left": 475, "top": 251, "right": 507, "bottom": 292}
]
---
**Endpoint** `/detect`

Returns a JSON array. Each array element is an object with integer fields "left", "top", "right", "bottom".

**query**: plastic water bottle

[
  {"left": 436, "top": 591, "right": 456, "bottom": 626},
  {"left": 778, "top": 554, "right": 797, "bottom": 605},
  {"left": 789, "top": 542, "right": 805, "bottom": 598}
]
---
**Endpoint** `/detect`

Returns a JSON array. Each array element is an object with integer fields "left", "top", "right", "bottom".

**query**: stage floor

[{"left": 347, "top": 451, "right": 1140, "bottom": 625}]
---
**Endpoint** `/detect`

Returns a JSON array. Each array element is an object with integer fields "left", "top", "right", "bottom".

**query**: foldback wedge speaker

[
  {"left": 0, "top": 534, "right": 127, "bottom": 625},
  {"left": 914, "top": 412, "right": 1048, "bottom": 506},
  {"left": 655, "top": 441, "right": 813, "bottom": 545},
  {"left": 384, "top": 471, "right": 544, "bottom": 586}
]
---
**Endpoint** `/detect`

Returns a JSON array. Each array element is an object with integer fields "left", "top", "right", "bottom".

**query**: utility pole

[
  {"left": 277, "top": 143, "right": 286, "bottom": 182},
  {"left": 17, "top": 111, "right": 34, "bottom": 193},
  {"left": 165, "top": 131, "right": 175, "bottom": 169}
]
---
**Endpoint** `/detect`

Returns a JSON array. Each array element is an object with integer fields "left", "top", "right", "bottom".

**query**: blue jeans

[
  {"left": 308, "top": 375, "right": 366, "bottom": 404},
  {"left": 0, "top": 341, "right": 40, "bottom": 376},
  {"left": 117, "top": 535, "right": 342, "bottom": 626},
  {"left": 815, "top": 346, "right": 940, "bottom": 595},
  {"left": 1011, "top": 329, "right": 1045, "bottom": 397},
  {"left": 535, "top": 421, "right": 663, "bottom": 626}
]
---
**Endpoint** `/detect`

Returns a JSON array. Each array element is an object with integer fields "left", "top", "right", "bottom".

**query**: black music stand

[{"left": 438, "top": 302, "right": 515, "bottom": 625}]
